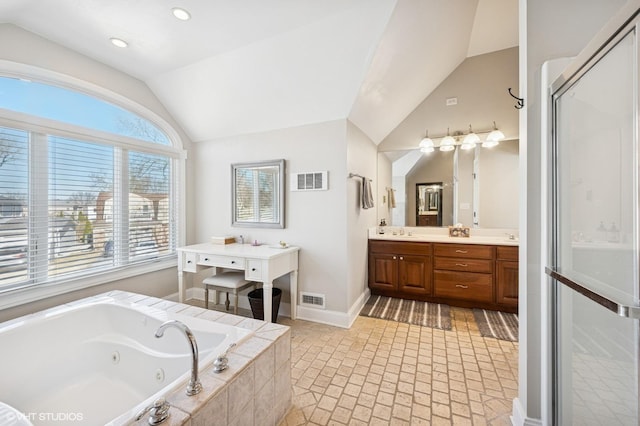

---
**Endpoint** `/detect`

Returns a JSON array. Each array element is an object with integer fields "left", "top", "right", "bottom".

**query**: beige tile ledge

[{"left": 102, "top": 291, "right": 291, "bottom": 426}]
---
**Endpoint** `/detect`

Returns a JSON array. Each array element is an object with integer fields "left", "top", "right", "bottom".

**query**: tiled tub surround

[{"left": 0, "top": 291, "right": 291, "bottom": 426}]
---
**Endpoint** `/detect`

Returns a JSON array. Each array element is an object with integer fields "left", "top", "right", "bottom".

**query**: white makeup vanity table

[{"left": 177, "top": 243, "right": 299, "bottom": 322}]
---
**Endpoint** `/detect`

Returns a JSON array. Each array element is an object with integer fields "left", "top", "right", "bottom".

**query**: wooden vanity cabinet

[
  {"left": 368, "top": 239, "right": 518, "bottom": 312},
  {"left": 496, "top": 246, "right": 519, "bottom": 308},
  {"left": 433, "top": 243, "right": 495, "bottom": 305},
  {"left": 368, "top": 241, "right": 432, "bottom": 297}
]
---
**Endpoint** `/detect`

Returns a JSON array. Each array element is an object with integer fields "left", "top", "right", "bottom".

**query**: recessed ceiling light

[
  {"left": 110, "top": 37, "right": 128, "bottom": 48},
  {"left": 172, "top": 7, "right": 191, "bottom": 20}
]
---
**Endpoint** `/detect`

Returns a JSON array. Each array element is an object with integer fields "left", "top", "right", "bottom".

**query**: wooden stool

[{"left": 203, "top": 271, "right": 256, "bottom": 314}]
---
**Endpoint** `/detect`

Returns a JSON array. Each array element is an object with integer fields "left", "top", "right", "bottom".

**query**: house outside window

[{"left": 0, "top": 76, "right": 182, "bottom": 296}]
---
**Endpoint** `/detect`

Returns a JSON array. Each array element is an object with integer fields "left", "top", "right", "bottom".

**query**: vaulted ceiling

[{"left": 0, "top": 0, "right": 518, "bottom": 144}]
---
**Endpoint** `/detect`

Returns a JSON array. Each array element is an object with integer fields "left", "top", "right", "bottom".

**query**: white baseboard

[
  {"left": 511, "top": 398, "right": 543, "bottom": 426},
  {"left": 295, "top": 287, "right": 370, "bottom": 328},
  {"left": 170, "top": 287, "right": 371, "bottom": 329}
]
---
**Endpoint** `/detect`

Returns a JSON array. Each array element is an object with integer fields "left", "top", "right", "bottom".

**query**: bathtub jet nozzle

[{"left": 155, "top": 320, "right": 203, "bottom": 396}]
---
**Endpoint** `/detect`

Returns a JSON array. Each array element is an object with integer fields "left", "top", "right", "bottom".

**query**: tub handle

[
  {"left": 213, "top": 342, "right": 237, "bottom": 373},
  {"left": 135, "top": 397, "right": 171, "bottom": 425}
]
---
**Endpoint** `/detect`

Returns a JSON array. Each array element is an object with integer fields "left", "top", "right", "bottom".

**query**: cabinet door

[
  {"left": 368, "top": 253, "right": 398, "bottom": 291},
  {"left": 398, "top": 255, "right": 432, "bottom": 295},
  {"left": 496, "top": 260, "right": 518, "bottom": 306}
]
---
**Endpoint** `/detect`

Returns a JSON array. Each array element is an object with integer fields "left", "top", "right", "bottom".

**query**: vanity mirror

[
  {"left": 380, "top": 140, "right": 518, "bottom": 229},
  {"left": 232, "top": 159, "right": 285, "bottom": 228}
]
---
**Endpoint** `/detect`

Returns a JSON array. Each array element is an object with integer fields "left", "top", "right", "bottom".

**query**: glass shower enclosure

[{"left": 548, "top": 8, "right": 640, "bottom": 425}]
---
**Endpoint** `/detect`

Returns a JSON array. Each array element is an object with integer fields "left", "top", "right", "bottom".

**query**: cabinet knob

[
  {"left": 204, "top": 257, "right": 209, "bottom": 261},
  {"left": 393, "top": 256, "right": 397, "bottom": 260},
  {"left": 252, "top": 268, "right": 256, "bottom": 271},
  {"left": 231, "top": 261, "right": 236, "bottom": 264},
  {"left": 399, "top": 256, "right": 404, "bottom": 260},
  {"left": 455, "top": 250, "right": 468, "bottom": 254},
  {"left": 187, "top": 260, "right": 192, "bottom": 264},
  {"left": 455, "top": 284, "right": 469, "bottom": 289},
  {"left": 455, "top": 263, "right": 468, "bottom": 267}
]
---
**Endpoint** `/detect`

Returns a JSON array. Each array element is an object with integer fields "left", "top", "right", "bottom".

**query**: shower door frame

[{"left": 547, "top": 6, "right": 640, "bottom": 424}]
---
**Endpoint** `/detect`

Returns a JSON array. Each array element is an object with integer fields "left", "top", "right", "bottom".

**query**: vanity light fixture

[
  {"left": 482, "top": 121, "right": 505, "bottom": 148},
  {"left": 419, "top": 130, "right": 435, "bottom": 153},
  {"left": 439, "top": 128, "right": 456, "bottom": 152},
  {"left": 460, "top": 124, "right": 479, "bottom": 150},
  {"left": 417, "top": 123, "right": 506, "bottom": 152},
  {"left": 110, "top": 37, "right": 128, "bottom": 48},
  {"left": 172, "top": 7, "right": 191, "bottom": 20}
]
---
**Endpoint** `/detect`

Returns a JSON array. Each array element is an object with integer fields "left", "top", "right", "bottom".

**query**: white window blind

[
  {"left": 129, "top": 151, "right": 171, "bottom": 259},
  {"left": 0, "top": 127, "right": 28, "bottom": 286},
  {"left": 46, "top": 136, "right": 115, "bottom": 279}
]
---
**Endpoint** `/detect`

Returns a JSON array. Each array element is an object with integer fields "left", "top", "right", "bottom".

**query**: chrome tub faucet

[{"left": 155, "top": 320, "right": 202, "bottom": 396}]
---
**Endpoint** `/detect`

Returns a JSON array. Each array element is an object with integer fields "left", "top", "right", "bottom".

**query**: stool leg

[
  {"left": 205, "top": 288, "right": 209, "bottom": 309},
  {"left": 225, "top": 292, "right": 230, "bottom": 311},
  {"left": 233, "top": 291, "right": 239, "bottom": 315}
]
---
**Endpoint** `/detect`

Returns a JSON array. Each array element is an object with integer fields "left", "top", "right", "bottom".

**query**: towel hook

[{"left": 508, "top": 88, "right": 524, "bottom": 109}]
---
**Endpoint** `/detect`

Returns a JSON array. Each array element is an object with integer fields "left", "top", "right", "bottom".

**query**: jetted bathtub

[{"left": 0, "top": 295, "right": 253, "bottom": 425}]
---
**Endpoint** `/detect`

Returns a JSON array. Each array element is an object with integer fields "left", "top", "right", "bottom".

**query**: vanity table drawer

[
  {"left": 198, "top": 254, "right": 245, "bottom": 269},
  {"left": 245, "top": 260, "right": 263, "bottom": 280},
  {"left": 434, "top": 257, "right": 493, "bottom": 273},
  {"left": 434, "top": 244, "right": 495, "bottom": 259},
  {"left": 434, "top": 271, "right": 493, "bottom": 302},
  {"left": 183, "top": 252, "right": 198, "bottom": 273}
]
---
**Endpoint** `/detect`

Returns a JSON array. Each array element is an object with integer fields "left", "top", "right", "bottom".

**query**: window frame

[{"left": 0, "top": 73, "right": 185, "bottom": 310}]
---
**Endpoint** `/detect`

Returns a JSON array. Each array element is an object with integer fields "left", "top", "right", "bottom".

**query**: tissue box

[{"left": 210, "top": 236, "right": 236, "bottom": 245}]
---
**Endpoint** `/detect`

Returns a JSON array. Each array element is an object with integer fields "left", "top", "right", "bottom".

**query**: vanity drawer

[
  {"left": 198, "top": 254, "right": 244, "bottom": 269},
  {"left": 183, "top": 252, "right": 198, "bottom": 273},
  {"left": 245, "top": 259, "right": 263, "bottom": 281},
  {"left": 434, "top": 271, "right": 493, "bottom": 302},
  {"left": 434, "top": 257, "right": 493, "bottom": 273},
  {"left": 433, "top": 244, "right": 494, "bottom": 259},
  {"left": 497, "top": 246, "right": 518, "bottom": 261}
]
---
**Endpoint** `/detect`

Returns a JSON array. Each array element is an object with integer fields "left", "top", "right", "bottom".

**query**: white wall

[
  {"left": 519, "top": 0, "right": 628, "bottom": 424},
  {"left": 191, "top": 119, "right": 375, "bottom": 326},
  {"left": 0, "top": 25, "right": 192, "bottom": 321},
  {"left": 346, "top": 121, "right": 378, "bottom": 316}
]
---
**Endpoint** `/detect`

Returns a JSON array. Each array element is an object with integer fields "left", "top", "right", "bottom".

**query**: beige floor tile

[{"left": 186, "top": 300, "right": 518, "bottom": 425}]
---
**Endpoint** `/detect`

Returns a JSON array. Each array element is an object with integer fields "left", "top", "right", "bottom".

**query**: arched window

[{"left": 0, "top": 75, "right": 181, "bottom": 295}]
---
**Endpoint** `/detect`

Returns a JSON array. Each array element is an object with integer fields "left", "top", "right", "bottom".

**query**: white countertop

[
  {"left": 177, "top": 242, "right": 300, "bottom": 258},
  {"left": 368, "top": 227, "right": 519, "bottom": 246}
]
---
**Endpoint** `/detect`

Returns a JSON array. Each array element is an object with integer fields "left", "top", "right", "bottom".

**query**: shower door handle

[{"left": 546, "top": 266, "right": 640, "bottom": 319}]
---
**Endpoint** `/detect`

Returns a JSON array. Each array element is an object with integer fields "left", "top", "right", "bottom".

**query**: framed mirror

[{"left": 232, "top": 159, "right": 285, "bottom": 228}]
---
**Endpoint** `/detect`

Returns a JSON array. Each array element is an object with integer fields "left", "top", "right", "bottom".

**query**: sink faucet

[{"left": 155, "top": 320, "right": 202, "bottom": 396}]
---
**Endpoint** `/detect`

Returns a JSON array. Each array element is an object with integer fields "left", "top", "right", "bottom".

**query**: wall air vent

[
  {"left": 300, "top": 292, "right": 325, "bottom": 309},
  {"left": 291, "top": 171, "right": 328, "bottom": 191}
]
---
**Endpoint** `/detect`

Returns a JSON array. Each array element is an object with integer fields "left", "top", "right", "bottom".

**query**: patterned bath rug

[
  {"left": 472, "top": 309, "right": 519, "bottom": 342},
  {"left": 360, "top": 295, "right": 452, "bottom": 330}
]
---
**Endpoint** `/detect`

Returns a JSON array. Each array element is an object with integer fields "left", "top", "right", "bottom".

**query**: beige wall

[{"left": 380, "top": 47, "right": 519, "bottom": 151}]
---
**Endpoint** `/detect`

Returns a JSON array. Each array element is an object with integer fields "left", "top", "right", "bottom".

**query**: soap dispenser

[{"left": 379, "top": 219, "right": 386, "bottom": 234}]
